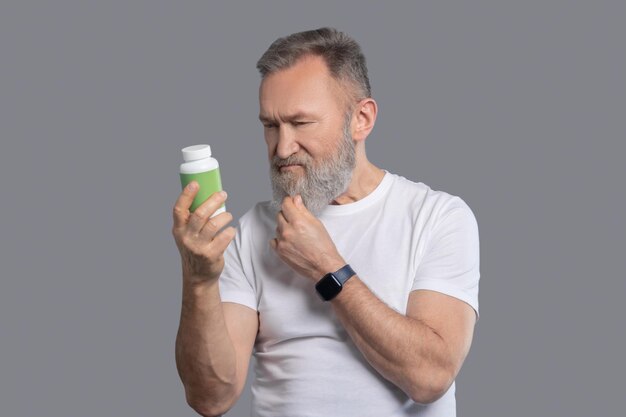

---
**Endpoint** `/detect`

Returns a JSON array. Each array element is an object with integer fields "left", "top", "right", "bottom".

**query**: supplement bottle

[{"left": 179, "top": 144, "right": 225, "bottom": 215}]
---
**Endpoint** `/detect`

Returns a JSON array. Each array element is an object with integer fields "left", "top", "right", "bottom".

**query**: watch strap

[{"left": 333, "top": 264, "right": 356, "bottom": 285}]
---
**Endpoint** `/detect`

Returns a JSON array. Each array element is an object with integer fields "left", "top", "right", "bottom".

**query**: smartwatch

[{"left": 315, "top": 264, "right": 356, "bottom": 301}]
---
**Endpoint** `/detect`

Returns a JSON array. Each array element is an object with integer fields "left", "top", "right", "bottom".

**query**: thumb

[
  {"left": 269, "top": 238, "right": 277, "bottom": 251},
  {"left": 295, "top": 194, "right": 306, "bottom": 210},
  {"left": 295, "top": 194, "right": 314, "bottom": 217}
]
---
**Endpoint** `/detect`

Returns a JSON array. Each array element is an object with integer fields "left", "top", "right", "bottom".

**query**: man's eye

[
  {"left": 293, "top": 121, "right": 310, "bottom": 126},
  {"left": 263, "top": 124, "right": 277, "bottom": 129}
]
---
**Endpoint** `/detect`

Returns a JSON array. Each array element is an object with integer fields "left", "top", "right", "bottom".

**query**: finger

[
  {"left": 173, "top": 181, "right": 199, "bottom": 229},
  {"left": 293, "top": 194, "right": 312, "bottom": 216},
  {"left": 294, "top": 194, "right": 305, "bottom": 210},
  {"left": 187, "top": 191, "right": 228, "bottom": 234},
  {"left": 276, "top": 210, "right": 288, "bottom": 234},
  {"left": 199, "top": 211, "right": 234, "bottom": 240},
  {"left": 280, "top": 195, "right": 299, "bottom": 223},
  {"left": 208, "top": 226, "right": 237, "bottom": 254}
]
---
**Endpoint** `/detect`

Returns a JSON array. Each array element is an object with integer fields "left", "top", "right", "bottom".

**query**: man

[{"left": 172, "top": 28, "right": 480, "bottom": 417}]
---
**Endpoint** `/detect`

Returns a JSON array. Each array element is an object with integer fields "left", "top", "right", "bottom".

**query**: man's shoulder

[{"left": 385, "top": 171, "right": 475, "bottom": 220}]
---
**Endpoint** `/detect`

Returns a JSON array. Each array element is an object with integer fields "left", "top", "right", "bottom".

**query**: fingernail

[
  {"left": 220, "top": 191, "right": 227, "bottom": 199},
  {"left": 296, "top": 195, "right": 302, "bottom": 206},
  {"left": 187, "top": 182, "right": 198, "bottom": 191}
]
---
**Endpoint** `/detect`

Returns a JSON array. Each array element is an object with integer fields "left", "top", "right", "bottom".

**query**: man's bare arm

[
  {"left": 172, "top": 183, "right": 257, "bottom": 416},
  {"left": 175, "top": 281, "right": 257, "bottom": 416},
  {"left": 331, "top": 279, "right": 476, "bottom": 404},
  {"left": 271, "top": 195, "right": 477, "bottom": 404}
]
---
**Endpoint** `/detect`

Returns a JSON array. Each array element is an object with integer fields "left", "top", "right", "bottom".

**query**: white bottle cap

[{"left": 181, "top": 144, "right": 212, "bottom": 162}]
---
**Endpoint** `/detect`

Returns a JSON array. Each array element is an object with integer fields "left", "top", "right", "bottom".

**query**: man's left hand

[{"left": 270, "top": 195, "right": 345, "bottom": 282}]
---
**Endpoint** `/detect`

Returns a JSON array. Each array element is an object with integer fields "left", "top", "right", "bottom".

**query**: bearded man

[{"left": 172, "top": 27, "right": 480, "bottom": 417}]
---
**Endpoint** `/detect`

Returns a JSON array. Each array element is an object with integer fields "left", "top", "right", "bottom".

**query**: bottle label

[{"left": 180, "top": 168, "right": 224, "bottom": 212}]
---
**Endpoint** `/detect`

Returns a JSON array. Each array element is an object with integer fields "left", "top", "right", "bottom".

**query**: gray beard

[{"left": 269, "top": 121, "right": 356, "bottom": 217}]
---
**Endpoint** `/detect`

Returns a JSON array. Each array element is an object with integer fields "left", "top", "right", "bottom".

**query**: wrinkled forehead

[{"left": 258, "top": 55, "right": 349, "bottom": 117}]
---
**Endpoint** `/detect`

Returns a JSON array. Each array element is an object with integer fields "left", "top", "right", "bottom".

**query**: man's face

[{"left": 259, "top": 55, "right": 356, "bottom": 215}]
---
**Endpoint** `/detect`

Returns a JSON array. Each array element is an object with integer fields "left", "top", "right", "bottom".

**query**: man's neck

[{"left": 331, "top": 160, "right": 385, "bottom": 205}]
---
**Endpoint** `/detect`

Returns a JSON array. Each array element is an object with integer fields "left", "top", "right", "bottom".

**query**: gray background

[{"left": 1, "top": 1, "right": 624, "bottom": 416}]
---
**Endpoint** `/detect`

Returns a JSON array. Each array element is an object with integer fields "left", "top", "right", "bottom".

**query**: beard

[{"left": 269, "top": 117, "right": 356, "bottom": 217}]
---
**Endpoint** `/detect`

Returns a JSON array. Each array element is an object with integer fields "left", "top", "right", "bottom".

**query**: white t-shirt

[{"left": 219, "top": 171, "right": 480, "bottom": 417}]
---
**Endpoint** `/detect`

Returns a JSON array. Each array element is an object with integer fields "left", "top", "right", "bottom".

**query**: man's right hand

[{"left": 171, "top": 181, "right": 236, "bottom": 285}]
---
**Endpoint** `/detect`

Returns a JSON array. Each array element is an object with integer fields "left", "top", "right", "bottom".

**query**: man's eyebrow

[{"left": 258, "top": 112, "right": 316, "bottom": 123}]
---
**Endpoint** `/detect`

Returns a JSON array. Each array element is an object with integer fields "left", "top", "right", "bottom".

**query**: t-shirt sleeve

[
  {"left": 411, "top": 197, "right": 480, "bottom": 317},
  {"left": 219, "top": 225, "right": 258, "bottom": 311}
]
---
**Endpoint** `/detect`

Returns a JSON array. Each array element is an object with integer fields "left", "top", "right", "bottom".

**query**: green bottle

[{"left": 179, "top": 144, "right": 225, "bottom": 215}]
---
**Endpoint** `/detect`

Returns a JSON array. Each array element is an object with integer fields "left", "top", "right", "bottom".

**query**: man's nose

[{"left": 275, "top": 126, "right": 300, "bottom": 160}]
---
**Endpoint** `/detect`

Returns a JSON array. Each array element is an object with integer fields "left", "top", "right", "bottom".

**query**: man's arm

[
  {"left": 271, "top": 195, "right": 478, "bottom": 404},
  {"left": 175, "top": 281, "right": 257, "bottom": 416},
  {"left": 172, "top": 184, "right": 258, "bottom": 416},
  {"left": 329, "top": 277, "right": 475, "bottom": 404}
]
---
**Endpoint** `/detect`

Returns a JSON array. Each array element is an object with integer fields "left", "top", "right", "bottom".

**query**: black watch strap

[{"left": 333, "top": 264, "right": 356, "bottom": 285}]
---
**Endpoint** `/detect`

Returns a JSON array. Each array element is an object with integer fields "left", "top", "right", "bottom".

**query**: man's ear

[{"left": 351, "top": 98, "right": 378, "bottom": 143}]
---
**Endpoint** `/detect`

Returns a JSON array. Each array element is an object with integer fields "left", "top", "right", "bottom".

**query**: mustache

[{"left": 272, "top": 154, "right": 311, "bottom": 169}]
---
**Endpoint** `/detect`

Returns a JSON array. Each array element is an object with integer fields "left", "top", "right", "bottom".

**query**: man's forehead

[
  {"left": 258, "top": 109, "right": 318, "bottom": 122},
  {"left": 258, "top": 56, "right": 348, "bottom": 118}
]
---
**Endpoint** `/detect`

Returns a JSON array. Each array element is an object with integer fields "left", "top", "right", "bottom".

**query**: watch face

[{"left": 315, "top": 273, "right": 342, "bottom": 301}]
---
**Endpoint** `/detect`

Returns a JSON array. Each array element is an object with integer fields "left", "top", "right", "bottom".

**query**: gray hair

[{"left": 256, "top": 27, "right": 371, "bottom": 103}]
